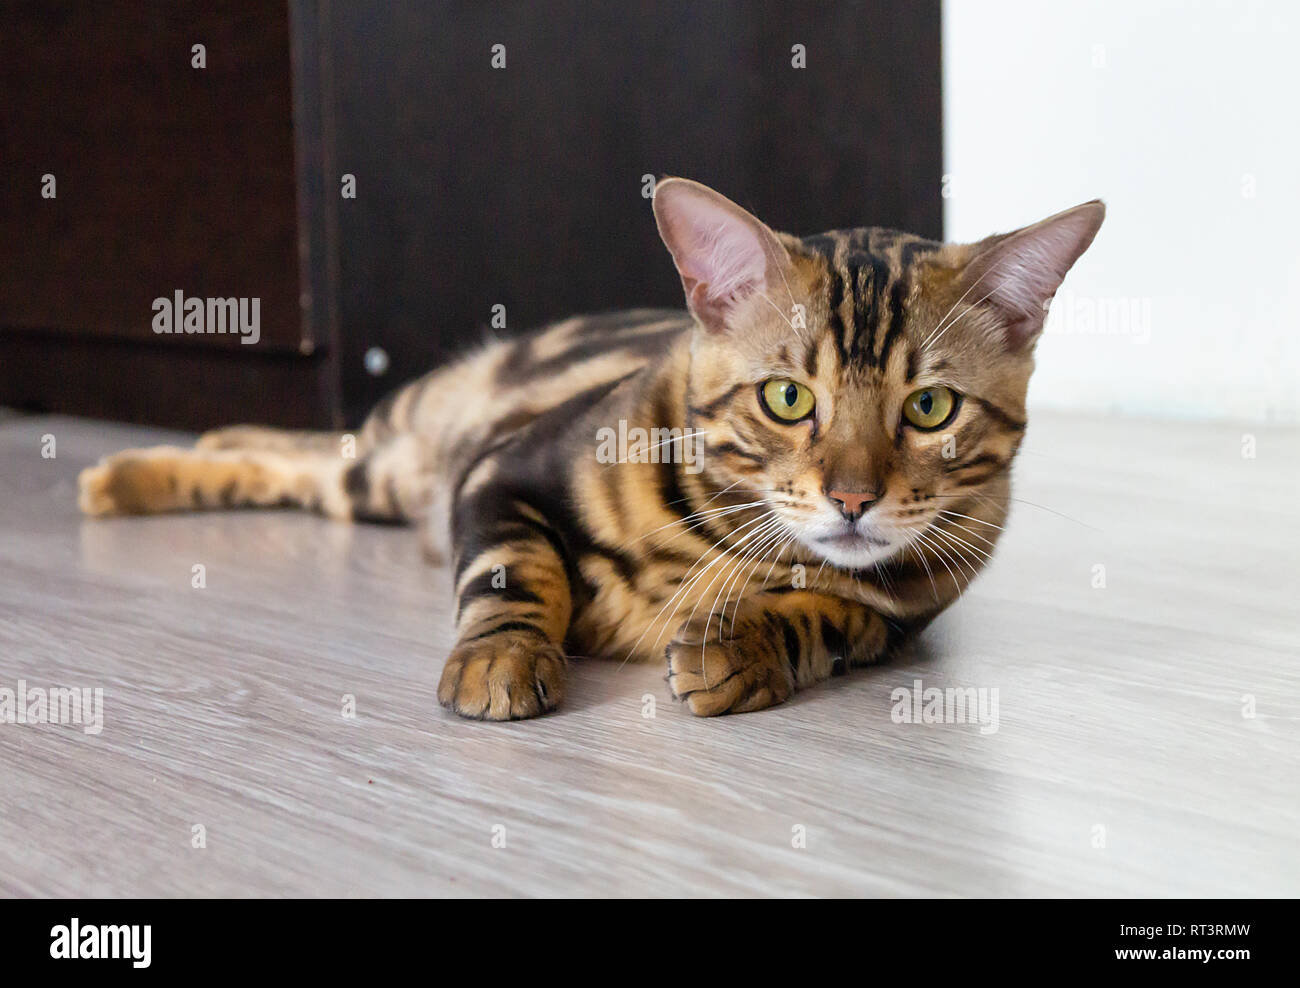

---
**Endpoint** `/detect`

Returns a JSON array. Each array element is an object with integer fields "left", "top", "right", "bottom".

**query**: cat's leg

[
  {"left": 78, "top": 444, "right": 357, "bottom": 518},
  {"left": 665, "top": 591, "right": 900, "bottom": 716},
  {"left": 78, "top": 434, "right": 429, "bottom": 522},
  {"left": 437, "top": 491, "right": 573, "bottom": 721}
]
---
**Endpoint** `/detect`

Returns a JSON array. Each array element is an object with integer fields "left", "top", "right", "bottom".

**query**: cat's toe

[
  {"left": 78, "top": 462, "right": 119, "bottom": 516},
  {"left": 665, "top": 636, "right": 792, "bottom": 717},
  {"left": 77, "top": 448, "right": 188, "bottom": 516},
  {"left": 77, "top": 452, "right": 146, "bottom": 516},
  {"left": 437, "top": 632, "right": 567, "bottom": 721}
]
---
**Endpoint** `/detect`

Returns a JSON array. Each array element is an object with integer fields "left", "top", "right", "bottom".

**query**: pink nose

[{"left": 826, "top": 489, "right": 879, "bottom": 520}]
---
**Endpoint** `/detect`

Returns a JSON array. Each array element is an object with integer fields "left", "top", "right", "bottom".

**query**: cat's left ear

[
  {"left": 652, "top": 177, "right": 793, "bottom": 333},
  {"left": 959, "top": 200, "right": 1105, "bottom": 350}
]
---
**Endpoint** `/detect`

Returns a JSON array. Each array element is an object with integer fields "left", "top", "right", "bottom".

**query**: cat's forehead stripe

[{"left": 798, "top": 229, "right": 942, "bottom": 376}]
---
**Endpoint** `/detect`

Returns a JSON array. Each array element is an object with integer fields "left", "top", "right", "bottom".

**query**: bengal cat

[{"left": 79, "top": 178, "right": 1104, "bottom": 720}]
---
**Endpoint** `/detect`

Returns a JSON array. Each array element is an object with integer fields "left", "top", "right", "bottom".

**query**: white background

[{"left": 943, "top": 0, "right": 1299, "bottom": 424}]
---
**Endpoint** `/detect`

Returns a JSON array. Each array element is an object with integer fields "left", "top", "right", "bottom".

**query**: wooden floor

[{"left": 0, "top": 409, "right": 1296, "bottom": 897}]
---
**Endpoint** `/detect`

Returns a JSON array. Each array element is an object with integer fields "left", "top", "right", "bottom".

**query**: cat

[{"left": 79, "top": 177, "right": 1104, "bottom": 720}]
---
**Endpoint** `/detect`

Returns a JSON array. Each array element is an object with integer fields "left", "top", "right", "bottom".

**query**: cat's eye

[
  {"left": 902, "top": 386, "right": 959, "bottom": 431},
  {"left": 760, "top": 379, "right": 816, "bottom": 422}
]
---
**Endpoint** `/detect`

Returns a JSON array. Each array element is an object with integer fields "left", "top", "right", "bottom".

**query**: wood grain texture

[{"left": 0, "top": 410, "right": 1296, "bottom": 897}]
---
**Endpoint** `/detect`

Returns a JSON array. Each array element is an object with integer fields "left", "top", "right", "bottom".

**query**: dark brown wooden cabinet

[
  {"left": 0, "top": 1, "right": 340, "bottom": 429},
  {"left": 0, "top": 0, "right": 940, "bottom": 430}
]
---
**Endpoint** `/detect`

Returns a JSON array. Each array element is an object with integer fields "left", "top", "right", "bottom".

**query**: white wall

[{"left": 943, "top": 0, "right": 1299, "bottom": 423}]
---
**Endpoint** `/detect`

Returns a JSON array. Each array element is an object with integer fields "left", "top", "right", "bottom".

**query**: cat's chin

[{"left": 801, "top": 530, "right": 904, "bottom": 570}]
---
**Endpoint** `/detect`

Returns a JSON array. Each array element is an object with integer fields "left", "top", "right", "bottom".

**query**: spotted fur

[{"left": 79, "top": 178, "right": 1103, "bottom": 720}]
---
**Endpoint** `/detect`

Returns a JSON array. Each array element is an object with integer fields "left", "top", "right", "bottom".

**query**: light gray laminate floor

[{"left": 0, "top": 410, "right": 1296, "bottom": 897}]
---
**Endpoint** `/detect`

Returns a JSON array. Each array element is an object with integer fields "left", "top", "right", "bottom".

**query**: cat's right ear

[
  {"left": 652, "top": 177, "right": 791, "bottom": 334},
  {"left": 957, "top": 200, "right": 1106, "bottom": 351}
]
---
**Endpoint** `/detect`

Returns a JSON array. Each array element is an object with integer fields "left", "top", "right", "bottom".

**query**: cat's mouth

[
  {"left": 797, "top": 518, "right": 904, "bottom": 569},
  {"left": 815, "top": 530, "right": 891, "bottom": 550}
]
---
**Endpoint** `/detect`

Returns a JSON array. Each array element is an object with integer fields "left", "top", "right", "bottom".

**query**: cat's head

[{"left": 652, "top": 177, "right": 1103, "bottom": 570}]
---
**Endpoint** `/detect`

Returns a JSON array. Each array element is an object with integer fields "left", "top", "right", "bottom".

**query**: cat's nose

[{"left": 826, "top": 489, "right": 879, "bottom": 521}]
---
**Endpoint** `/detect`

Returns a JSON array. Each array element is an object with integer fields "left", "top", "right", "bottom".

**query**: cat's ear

[
  {"left": 959, "top": 200, "right": 1105, "bottom": 350},
  {"left": 652, "top": 177, "right": 791, "bottom": 333}
]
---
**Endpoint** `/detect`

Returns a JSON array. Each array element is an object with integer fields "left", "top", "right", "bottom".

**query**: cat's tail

[{"left": 77, "top": 425, "right": 427, "bottom": 523}]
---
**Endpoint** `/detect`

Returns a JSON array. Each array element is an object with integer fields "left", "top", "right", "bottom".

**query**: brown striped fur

[{"left": 79, "top": 178, "right": 1103, "bottom": 720}]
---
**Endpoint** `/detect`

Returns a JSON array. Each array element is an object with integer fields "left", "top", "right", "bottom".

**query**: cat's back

[
  {"left": 499, "top": 307, "right": 692, "bottom": 381},
  {"left": 368, "top": 307, "right": 693, "bottom": 457}
]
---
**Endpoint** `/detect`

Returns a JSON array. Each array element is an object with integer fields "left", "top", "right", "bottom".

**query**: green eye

[
  {"left": 760, "top": 380, "right": 816, "bottom": 422},
  {"left": 902, "top": 386, "right": 958, "bottom": 430}
]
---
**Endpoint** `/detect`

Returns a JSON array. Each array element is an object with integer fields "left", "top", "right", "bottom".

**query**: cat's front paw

[
  {"left": 437, "top": 631, "right": 567, "bottom": 721},
  {"left": 665, "top": 611, "right": 793, "bottom": 717}
]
